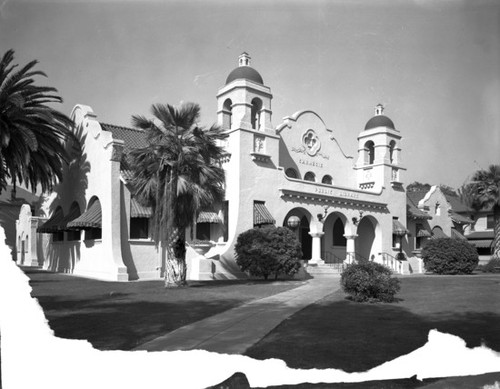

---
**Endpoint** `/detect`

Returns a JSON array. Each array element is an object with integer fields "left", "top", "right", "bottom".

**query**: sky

[{"left": 1, "top": 0, "right": 499, "bottom": 190}]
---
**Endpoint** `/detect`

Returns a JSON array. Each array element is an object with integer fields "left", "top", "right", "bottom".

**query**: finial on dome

[
  {"left": 375, "top": 104, "right": 384, "bottom": 116},
  {"left": 238, "top": 52, "right": 251, "bottom": 67}
]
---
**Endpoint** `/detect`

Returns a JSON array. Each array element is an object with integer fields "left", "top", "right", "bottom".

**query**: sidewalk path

[{"left": 134, "top": 275, "right": 341, "bottom": 354}]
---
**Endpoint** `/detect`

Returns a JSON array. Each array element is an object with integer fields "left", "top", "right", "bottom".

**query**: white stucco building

[{"left": 17, "top": 53, "right": 424, "bottom": 281}]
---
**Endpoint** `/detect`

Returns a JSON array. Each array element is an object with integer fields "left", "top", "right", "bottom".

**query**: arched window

[
  {"left": 251, "top": 98, "right": 262, "bottom": 130},
  {"left": 332, "top": 219, "right": 346, "bottom": 246},
  {"left": 389, "top": 140, "right": 396, "bottom": 163},
  {"left": 304, "top": 172, "right": 316, "bottom": 182},
  {"left": 321, "top": 175, "right": 333, "bottom": 185},
  {"left": 365, "top": 141, "right": 375, "bottom": 165},
  {"left": 285, "top": 168, "right": 298, "bottom": 179},
  {"left": 223, "top": 98, "right": 232, "bottom": 129}
]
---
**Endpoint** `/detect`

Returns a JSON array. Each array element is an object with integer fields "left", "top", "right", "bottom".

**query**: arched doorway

[
  {"left": 323, "top": 212, "right": 348, "bottom": 264},
  {"left": 356, "top": 216, "right": 380, "bottom": 261},
  {"left": 283, "top": 208, "right": 312, "bottom": 260}
]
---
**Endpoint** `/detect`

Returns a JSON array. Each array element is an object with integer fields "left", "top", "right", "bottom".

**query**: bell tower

[
  {"left": 216, "top": 52, "right": 273, "bottom": 133},
  {"left": 354, "top": 104, "right": 405, "bottom": 190}
]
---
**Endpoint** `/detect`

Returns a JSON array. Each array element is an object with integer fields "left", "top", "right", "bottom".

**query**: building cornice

[{"left": 279, "top": 188, "right": 389, "bottom": 211}]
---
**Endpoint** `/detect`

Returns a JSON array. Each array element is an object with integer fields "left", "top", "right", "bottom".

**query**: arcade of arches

[{"left": 283, "top": 208, "right": 379, "bottom": 266}]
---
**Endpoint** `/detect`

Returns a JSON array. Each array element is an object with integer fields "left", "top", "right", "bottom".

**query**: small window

[
  {"left": 130, "top": 218, "right": 149, "bottom": 239},
  {"left": 304, "top": 172, "right": 316, "bottom": 182},
  {"left": 251, "top": 98, "right": 263, "bottom": 129},
  {"left": 392, "top": 234, "right": 398, "bottom": 249},
  {"left": 223, "top": 98, "right": 232, "bottom": 129},
  {"left": 85, "top": 228, "right": 101, "bottom": 240},
  {"left": 365, "top": 141, "right": 375, "bottom": 165},
  {"left": 322, "top": 175, "right": 333, "bottom": 185},
  {"left": 389, "top": 140, "right": 396, "bottom": 163},
  {"left": 487, "top": 215, "right": 495, "bottom": 229},
  {"left": 223, "top": 201, "right": 229, "bottom": 242},
  {"left": 285, "top": 168, "right": 298, "bottom": 179},
  {"left": 196, "top": 223, "right": 211, "bottom": 240},
  {"left": 67, "top": 230, "right": 81, "bottom": 241},
  {"left": 52, "top": 231, "right": 64, "bottom": 242}
]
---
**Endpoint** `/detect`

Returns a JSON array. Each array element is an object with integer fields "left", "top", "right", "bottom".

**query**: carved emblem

[{"left": 302, "top": 129, "right": 320, "bottom": 156}]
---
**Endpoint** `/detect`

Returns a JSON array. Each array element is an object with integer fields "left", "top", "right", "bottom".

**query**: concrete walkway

[{"left": 134, "top": 275, "right": 341, "bottom": 354}]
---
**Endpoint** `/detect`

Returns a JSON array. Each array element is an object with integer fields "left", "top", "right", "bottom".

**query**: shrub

[
  {"left": 421, "top": 238, "right": 478, "bottom": 274},
  {"left": 341, "top": 261, "right": 401, "bottom": 303},
  {"left": 481, "top": 257, "right": 500, "bottom": 273},
  {"left": 234, "top": 225, "right": 302, "bottom": 280}
]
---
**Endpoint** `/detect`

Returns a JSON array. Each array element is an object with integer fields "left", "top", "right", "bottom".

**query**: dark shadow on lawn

[
  {"left": 37, "top": 296, "right": 247, "bottom": 351},
  {"left": 245, "top": 292, "right": 500, "bottom": 373}
]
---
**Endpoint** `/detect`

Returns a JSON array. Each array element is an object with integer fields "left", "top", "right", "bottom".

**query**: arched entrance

[
  {"left": 323, "top": 212, "right": 348, "bottom": 264},
  {"left": 283, "top": 208, "right": 312, "bottom": 260},
  {"left": 356, "top": 216, "right": 380, "bottom": 261}
]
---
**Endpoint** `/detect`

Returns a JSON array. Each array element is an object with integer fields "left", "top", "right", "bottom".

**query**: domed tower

[
  {"left": 355, "top": 104, "right": 405, "bottom": 190},
  {"left": 214, "top": 54, "right": 279, "bottom": 258},
  {"left": 216, "top": 52, "right": 273, "bottom": 132}
]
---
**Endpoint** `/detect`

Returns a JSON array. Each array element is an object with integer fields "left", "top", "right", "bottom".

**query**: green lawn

[
  {"left": 25, "top": 269, "right": 303, "bottom": 350},
  {"left": 245, "top": 274, "right": 500, "bottom": 373}
]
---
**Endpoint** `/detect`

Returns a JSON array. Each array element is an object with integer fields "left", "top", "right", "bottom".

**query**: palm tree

[
  {"left": 126, "top": 102, "right": 226, "bottom": 287},
  {"left": 460, "top": 164, "right": 500, "bottom": 259},
  {"left": 0, "top": 49, "right": 75, "bottom": 195}
]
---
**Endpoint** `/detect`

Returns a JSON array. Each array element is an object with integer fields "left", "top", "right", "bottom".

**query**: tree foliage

[
  {"left": 422, "top": 238, "right": 478, "bottom": 274},
  {"left": 341, "top": 261, "right": 401, "bottom": 303},
  {"left": 459, "top": 164, "right": 500, "bottom": 259},
  {"left": 126, "top": 102, "right": 226, "bottom": 287},
  {"left": 406, "top": 181, "right": 431, "bottom": 193},
  {"left": 0, "top": 49, "right": 76, "bottom": 194},
  {"left": 234, "top": 226, "right": 302, "bottom": 280}
]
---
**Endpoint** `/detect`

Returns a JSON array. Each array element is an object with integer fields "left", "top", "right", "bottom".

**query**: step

[{"left": 305, "top": 264, "right": 344, "bottom": 274}]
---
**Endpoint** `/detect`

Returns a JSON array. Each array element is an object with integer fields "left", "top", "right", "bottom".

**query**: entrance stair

[{"left": 305, "top": 263, "right": 344, "bottom": 275}]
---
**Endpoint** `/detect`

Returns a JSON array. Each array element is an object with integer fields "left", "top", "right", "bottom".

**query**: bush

[
  {"left": 421, "top": 238, "right": 478, "bottom": 274},
  {"left": 481, "top": 257, "right": 500, "bottom": 273},
  {"left": 340, "top": 261, "right": 401, "bottom": 303},
  {"left": 234, "top": 225, "right": 302, "bottom": 280}
]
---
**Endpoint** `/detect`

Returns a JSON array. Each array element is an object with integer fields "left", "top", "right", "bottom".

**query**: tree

[
  {"left": 126, "top": 102, "right": 226, "bottom": 287},
  {"left": 0, "top": 49, "right": 75, "bottom": 195},
  {"left": 459, "top": 164, "right": 500, "bottom": 259},
  {"left": 406, "top": 181, "right": 431, "bottom": 192},
  {"left": 234, "top": 226, "right": 302, "bottom": 280},
  {"left": 421, "top": 238, "right": 478, "bottom": 274}
]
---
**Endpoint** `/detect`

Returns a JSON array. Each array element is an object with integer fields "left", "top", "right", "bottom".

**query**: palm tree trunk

[
  {"left": 164, "top": 227, "right": 187, "bottom": 288},
  {"left": 492, "top": 205, "right": 500, "bottom": 259}
]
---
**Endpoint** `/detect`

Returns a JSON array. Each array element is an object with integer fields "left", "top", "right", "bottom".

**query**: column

[
  {"left": 308, "top": 220, "right": 324, "bottom": 265},
  {"left": 344, "top": 234, "right": 358, "bottom": 264}
]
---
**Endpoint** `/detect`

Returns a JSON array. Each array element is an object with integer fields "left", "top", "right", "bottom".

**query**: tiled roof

[
  {"left": 451, "top": 228, "right": 467, "bottom": 240},
  {"left": 67, "top": 199, "right": 102, "bottom": 229},
  {"left": 450, "top": 211, "right": 473, "bottom": 224},
  {"left": 37, "top": 208, "right": 64, "bottom": 233},
  {"left": 131, "top": 198, "right": 152, "bottom": 218},
  {"left": 254, "top": 202, "right": 275, "bottom": 225},
  {"left": 466, "top": 230, "right": 495, "bottom": 239},
  {"left": 431, "top": 227, "right": 448, "bottom": 239},
  {"left": 393, "top": 219, "right": 409, "bottom": 235},
  {"left": 443, "top": 193, "right": 471, "bottom": 213},
  {"left": 406, "top": 192, "right": 431, "bottom": 220},
  {"left": 0, "top": 185, "right": 39, "bottom": 205},
  {"left": 197, "top": 211, "right": 223, "bottom": 224},
  {"left": 100, "top": 123, "right": 148, "bottom": 153}
]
